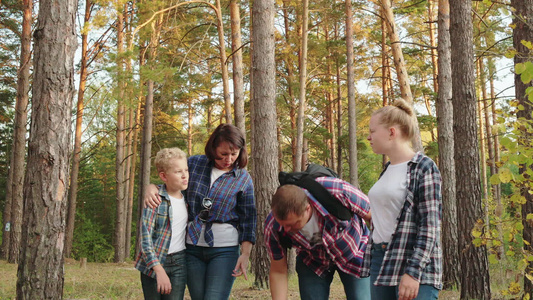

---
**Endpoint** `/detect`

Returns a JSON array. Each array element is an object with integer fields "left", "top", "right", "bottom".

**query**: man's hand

[
  {"left": 398, "top": 274, "right": 420, "bottom": 300},
  {"left": 153, "top": 265, "right": 172, "bottom": 295},
  {"left": 144, "top": 184, "right": 161, "bottom": 209}
]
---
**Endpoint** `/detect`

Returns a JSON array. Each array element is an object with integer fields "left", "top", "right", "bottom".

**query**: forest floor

[{"left": 0, "top": 258, "right": 521, "bottom": 299}]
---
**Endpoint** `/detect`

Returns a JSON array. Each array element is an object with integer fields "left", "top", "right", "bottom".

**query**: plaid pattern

[
  {"left": 265, "top": 177, "right": 371, "bottom": 278},
  {"left": 186, "top": 155, "right": 256, "bottom": 246},
  {"left": 364, "top": 152, "right": 443, "bottom": 289},
  {"left": 135, "top": 185, "right": 174, "bottom": 278}
]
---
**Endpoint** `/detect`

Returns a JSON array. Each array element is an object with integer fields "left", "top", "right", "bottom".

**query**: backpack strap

[{"left": 296, "top": 175, "right": 353, "bottom": 221}]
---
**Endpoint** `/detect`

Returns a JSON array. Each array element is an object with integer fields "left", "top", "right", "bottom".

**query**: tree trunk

[
  {"left": 16, "top": 0, "right": 77, "bottom": 297},
  {"left": 295, "top": 0, "right": 309, "bottom": 172},
  {"left": 335, "top": 57, "right": 343, "bottom": 178},
  {"left": 114, "top": 5, "right": 127, "bottom": 263},
  {"left": 378, "top": 0, "right": 423, "bottom": 152},
  {"left": 476, "top": 61, "right": 489, "bottom": 229},
  {"left": 436, "top": 0, "right": 459, "bottom": 289},
  {"left": 215, "top": 0, "right": 232, "bottom": 124},
  {"left": 428, "top": 0, "right": 438, "bottom": 93},
  {"left": 230, "top": 0, "right": 245, "bottom": 133},
  {"left": 1, "top": 151, "right": 13, "bottom": 259},
  {"left": 345, "top": 0, "right": 358, "bottom": 186},
  {"left": 250, "top": 0, "right": 276, "bottom": 289},
  {"left": 65, "top": 0, "right": 93, "bottom": 259},
  {"left": 449, "top": 0, "right": 491, "bottom": 298},
  {"left": 4, "top": 0, "right": 32, "bottom": 264},
  {"left": 511, "top": 0, "right": 533, "bottom": 294}
]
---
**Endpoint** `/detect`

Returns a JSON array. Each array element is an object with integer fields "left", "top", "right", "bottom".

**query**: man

[{"left": 264, "top": 176, "right": 372, "bottom": 300}]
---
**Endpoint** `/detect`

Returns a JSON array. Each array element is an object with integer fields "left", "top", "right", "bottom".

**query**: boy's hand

[
  {"left": 144, "top": 184, "right": 161, "bottom": 209},
  {"left": 154, "top": 266, "right": 172, "bottom": 295}
]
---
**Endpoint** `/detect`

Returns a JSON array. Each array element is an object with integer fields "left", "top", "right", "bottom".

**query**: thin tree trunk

[
  {"left": 378, "top": 0, "right": 423, "bottom": 152},
  {"left": 1, "top": 151, "right": 14, "bottom": 259},
  {"left": 345, "top": 0, "right": 358, "bottom": 186},
  {"left": 230, "top": 0, "right": 245, "bottom": 133},
  {"left": 65, "top": 0, "right": 93, "bottom": 259},
  {"left": 511, "top": 0, "right": 533, "bottom": 294},
  {"left": 437, "top": 0, "right": 459, "bottom": 289},
  {"left": 114, "top": 5, "right": 127, "bottom": 263},
  {"left": 381, "top": 6, "right": 389, "bottom": 107},
  {"left": 215, "top": 0, "right": 232, "bottom": 124},
  {"left": 476, "top": 61, "right": 489, "bottom": 229},
  {"left": 335, "top": 57, "right": 343, "bottom": 178},
  {"left": 16, "top": 0, "right": 77, "bottom": 296},
  {"left": 449, "top": 0, "right": 491, "bottom": 298},
  {"left": 428, "top": 0, "right": 438, "bottom": 93},
  {"left": 5, "top": 0, "right": 32, "bottom": 264},
  {"left": 295, "top": 0, "right": 309, "bottom": 172},
  {"left": 250, "top": 0, "right": 276, "bottom": 288}
]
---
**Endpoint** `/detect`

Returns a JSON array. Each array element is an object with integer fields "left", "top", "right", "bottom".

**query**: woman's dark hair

[{"left": 205, "top": 123, "right": 248, "bottom": 168}]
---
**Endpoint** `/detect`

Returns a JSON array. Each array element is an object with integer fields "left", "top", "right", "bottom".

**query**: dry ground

[{"left": 0, "top": 258, "right": 488, "bottom": 300}]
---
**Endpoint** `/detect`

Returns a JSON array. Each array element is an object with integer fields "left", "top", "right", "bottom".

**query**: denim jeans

[
  {"left": 185, "top": 244, "right": 239, "bottom": 300},
  {"left": 370, "top": 243, "right": 439, "bottom": 300},
  {"left": 140, "top": 250, "right": 187, "bottom": 300},
  {"left": 295, "top": 256, "right": 370, "bottom": 300}
]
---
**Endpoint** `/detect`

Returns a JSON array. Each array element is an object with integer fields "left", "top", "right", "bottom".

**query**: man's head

[{"left": 272, "top": 185, "right": 312, "bottom": 232}]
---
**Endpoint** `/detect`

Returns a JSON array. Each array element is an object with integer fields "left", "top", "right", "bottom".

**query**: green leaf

[
  {"left": 500, "top": 169, "right": 513, "bottom": 183},
  {"left": 490, "top": 174, "right": 501, "bottom": 185},
  {"left": 522, "top": 40, "right": 533, "bottom": 50},
  {"left": 507, "top": 250, "right": 515, "bottom": 257},
  {"left": 472, "top": 238, "right": 483, "bottom": 247},
  {"left": 488, "top": 254, "right": 498, "bottom": 264},
  {"left": 516, "top": 62, "right": 526, "bottom": 74},
  {"left": 527, "top": 214, "right": 533, "bottom": 220},
  {"left": 515, "top": 222, "right": 524, "bottom": 231}
]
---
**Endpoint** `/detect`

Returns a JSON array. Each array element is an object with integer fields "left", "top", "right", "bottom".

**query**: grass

[{"left": 0, "top": 258, "right": 522, "bottom": 299}]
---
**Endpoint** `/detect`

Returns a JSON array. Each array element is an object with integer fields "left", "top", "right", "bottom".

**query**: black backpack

[{"left": 278, "top": 163, "right": 353, "bottom": 221}]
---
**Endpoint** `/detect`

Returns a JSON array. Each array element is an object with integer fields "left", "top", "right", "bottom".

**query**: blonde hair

[
  {"left": 372, "top": 98, "right": 417, "bottom": 141},
  {"left": 154, "top": 148, "right": 187, "bottom": 173}
]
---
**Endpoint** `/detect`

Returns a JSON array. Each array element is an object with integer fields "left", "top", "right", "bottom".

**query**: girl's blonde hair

[
  {"left": 155, "top": 147, "right": 187, "bottom": 172},
  {"left": 372, "top": 98, "right": 417, "bottom": 140}
]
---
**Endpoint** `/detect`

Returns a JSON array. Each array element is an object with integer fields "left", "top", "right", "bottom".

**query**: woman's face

[
  {"left": 214, "top": 141, "right": 240, "bottom": 171},
  {"left": 367, "top": 114, "right": 392, "bottom": 155}
]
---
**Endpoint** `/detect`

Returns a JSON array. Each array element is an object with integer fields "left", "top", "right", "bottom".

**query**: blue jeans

[
  {"left": 140, "top": 250, "right": 187, "bottom": 300},
  {"left": 296, "top": 256, "right": 370, "bottom": 300},
  {"left": 185, "top": 244, "right": 239, "bottom": 300},
  {"left": 370, "top": 243, "right": 439, "bottom": 300}
]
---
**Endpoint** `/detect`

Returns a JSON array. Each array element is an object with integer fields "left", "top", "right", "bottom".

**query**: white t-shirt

[
  {"left": 368, "top": 161, "right": 408, "bottom": 244},
  {"left": 299, "top": 210, "right": 323, "bottom": 247},
  {"left": 186, "top": 167, "right": 239, "bottom": 247},
  {"left": 168, "top": 193, "right": 187, "bottom": 253}
]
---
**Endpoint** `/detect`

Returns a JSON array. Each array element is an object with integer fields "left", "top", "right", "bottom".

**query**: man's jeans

[
  {"left": 140, "top": 250, "right": 187, "bottom": 300},
  {"left": 296, "top": 256, "right": 370, "bottom": 300},
  {"left": 185, "top": 244, "right": 239, "bottom": 300},
  {"left": 370, "top": 243, "right": 439, "bottom": 299}
]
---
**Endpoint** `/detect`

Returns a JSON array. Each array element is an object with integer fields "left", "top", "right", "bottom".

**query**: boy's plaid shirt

[
  {"left": 363, "top": 152, "right": 443, "bottom": 289},
  {"left": 134, "top": 185, "right": 174, "bottom": 278}
]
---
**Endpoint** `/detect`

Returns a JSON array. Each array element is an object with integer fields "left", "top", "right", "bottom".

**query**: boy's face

[{"left": 159, "top": 158, "right": 189, "bottom": 193}]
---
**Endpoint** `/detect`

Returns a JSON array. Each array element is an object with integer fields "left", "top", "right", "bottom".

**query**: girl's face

[
  {"left": 367, "top": 114, "right": 393, "bottom": 155},
  {"left": 214, "top": 141, "right": 240, "bottom": 171}
]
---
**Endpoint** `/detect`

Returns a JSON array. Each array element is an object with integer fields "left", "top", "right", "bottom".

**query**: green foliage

[{"left": 72, "top": 211, "right": 114, "bottom": 263}]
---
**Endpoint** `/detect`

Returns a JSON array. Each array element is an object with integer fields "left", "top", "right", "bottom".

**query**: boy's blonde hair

[
  {"left": 372, "top": 98, "right": 417, "bottom": 141},
  {"left": 154, "top": 148, "right": 187, "bottom": 172}
]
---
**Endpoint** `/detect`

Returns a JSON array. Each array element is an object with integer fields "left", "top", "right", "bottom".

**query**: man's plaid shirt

[
  {"left": 265, "top": 177, "right": 371, "bottom": 278},
  {"left": 364, "top": 152, "right": 443, "bottom": 289}
]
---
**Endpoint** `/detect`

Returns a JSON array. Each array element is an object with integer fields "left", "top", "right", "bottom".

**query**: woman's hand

[
  {"left": 144, "top": 184, "right": 161, "bottom": 209},
  {"left": 232, "top": 241, "right": 252, "bottom": 280}
]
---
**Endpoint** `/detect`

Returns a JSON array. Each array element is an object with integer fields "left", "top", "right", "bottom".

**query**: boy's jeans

[{"left": 141, "top": 250, "right": 187, "bottom": 300}]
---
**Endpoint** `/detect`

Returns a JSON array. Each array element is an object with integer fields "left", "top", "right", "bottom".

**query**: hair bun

[{"left": 393, "top": 98, "right": 413, "bottom": 116}]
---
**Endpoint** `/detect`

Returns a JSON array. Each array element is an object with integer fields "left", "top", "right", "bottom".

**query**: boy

[{"left": 135, "top": 148, "right": 189, "bottom": 299}]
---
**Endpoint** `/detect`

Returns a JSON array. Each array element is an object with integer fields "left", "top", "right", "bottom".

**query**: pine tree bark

[
  {"left": 4, "top": 0, "right": 32, "bottom": 264},
  {"left": 16, "top": 0, "right": 77, "bottom": 297},
  {"left": 215, "top": 0, "right": 232, "bottom": 124},
  {"left": 230, "top": 0, "right": 245, "bottom": 133},
  {"left": 65, "top": 0, "right": 93, "bottom": 258},
  {"left": 511, "top": 0, "right": 533, "bottom": 294},
  {"left": 449, "top": 0, "right": 491, "bottom": 298},
  {"left": 345, "top": 0, "right": 358, "bottom": 186},
  {"left": 250, "top": 0, "right": 276, "bottom": 288},
  {"left": 295, "top": 0, "right": 309, "bottom": 172},
  {"left": 436, "top": 0, "right": 459, "bottom": 289}
]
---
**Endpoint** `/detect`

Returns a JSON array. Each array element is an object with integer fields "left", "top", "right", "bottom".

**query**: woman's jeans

[
  {"left": 296, "top": 256, "right": 370, "bottom": 300},
  {"left": 140, "top": 250, "right": 187, "bottom": 300},
  {"left": 185, "top": 244, "right": 239, "bottom": 300},
  {"left": 370, "top": 243, "right": 439, "bottom": 299}
]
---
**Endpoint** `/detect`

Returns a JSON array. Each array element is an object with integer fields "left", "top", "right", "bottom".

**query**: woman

[
  {"left": 366, "top": 99, "right": 442, "bottom": 300},
  {"left": 145, "top": 124, "right": 257, "bottom": 300}
]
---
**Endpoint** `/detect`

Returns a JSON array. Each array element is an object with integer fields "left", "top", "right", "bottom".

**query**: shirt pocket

[{"left": 154, "top": 207, "right": 169, "bottom": 234}]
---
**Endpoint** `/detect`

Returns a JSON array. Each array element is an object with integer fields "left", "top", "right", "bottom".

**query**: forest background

[{"left": 0, "top": 0, "right": 532, "bottom": 299}]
